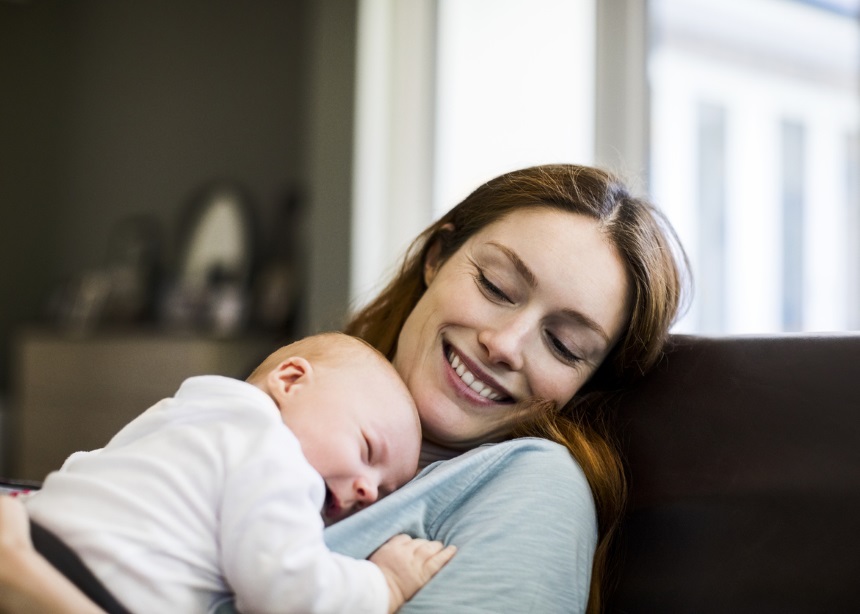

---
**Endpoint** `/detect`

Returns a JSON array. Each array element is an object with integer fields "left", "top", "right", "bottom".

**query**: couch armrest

[{"left": 611, "top": 333, "right": 860, "bottom": 613}]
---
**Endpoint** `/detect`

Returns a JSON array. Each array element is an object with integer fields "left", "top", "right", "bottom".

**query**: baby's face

[
  {"left": 318, "top": 400, "right": 420, "bottom": 524},
  {"left": 284, "top": 362, "right": 421, "bottom": 524}
]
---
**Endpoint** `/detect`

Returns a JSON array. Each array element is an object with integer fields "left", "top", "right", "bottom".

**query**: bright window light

[
  {"left": 649, "top": 0, "right": 860, "bottom": 333},
  {"left": 433, "top": 0, "right": 596, "bottom": 217}
]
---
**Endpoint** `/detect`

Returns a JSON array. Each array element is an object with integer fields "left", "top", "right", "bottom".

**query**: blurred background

[{"left": 1, "top": 0, "right": 857, "bottom": 478}]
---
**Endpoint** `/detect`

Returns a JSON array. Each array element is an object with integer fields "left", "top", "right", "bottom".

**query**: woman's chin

[{"left": 421, "top": 417, "right": 510, "bottom": 451}]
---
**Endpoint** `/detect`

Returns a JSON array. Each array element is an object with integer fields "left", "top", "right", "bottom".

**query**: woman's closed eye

[
  {"left": 475, "top": 270, "right": 512, "bottom": 303},
  {"left": 545, "top": 331, "right": 583, "bottom": 365}
]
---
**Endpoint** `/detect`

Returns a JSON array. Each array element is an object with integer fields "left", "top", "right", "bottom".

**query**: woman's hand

[
  {"left": 369, "top": 534, "right": 457, "bottom": 614},
  {"left": 0, "top": 494, "right": 31, "bottom": 552},
  {"left": 0, "top": 495, "right": 105, "bottom": 614}
]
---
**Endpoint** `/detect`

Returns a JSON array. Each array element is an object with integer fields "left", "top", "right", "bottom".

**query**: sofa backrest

[{"left": 610, "top": 333, "right": 860, "bottom": 613}]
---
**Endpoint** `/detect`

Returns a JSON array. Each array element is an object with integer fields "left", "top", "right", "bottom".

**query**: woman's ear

[
  {"left": 424, "top": 224, "right": 454, "bottom": 286},
  {"left": 267, "top": 356, "right": 313, "bottom": 402}
]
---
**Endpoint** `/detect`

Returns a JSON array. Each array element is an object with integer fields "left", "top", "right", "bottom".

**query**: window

[
  {"left": 433, "top": 0, "right": 596, "bottom": 217},
  {"left": 350, "top": 0, "right": 596, "bottom": 310},
  {"left": 351, "top": 0, "right": 859, "bottom": 334},
  {"left": 847, "top": 130, "right": 860, "bottom": 328},
  {"left": 696, "top": 102, "right": 728, "bottom": 333},
  {"left": 649, "top": 0, "right": 860, "bottom": 333}
]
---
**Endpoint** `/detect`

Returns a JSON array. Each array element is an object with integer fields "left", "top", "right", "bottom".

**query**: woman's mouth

[{"left": 444, "top": 344, "right": 514, "bottom": 403}]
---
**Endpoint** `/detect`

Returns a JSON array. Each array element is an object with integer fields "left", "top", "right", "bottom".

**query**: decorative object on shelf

[
  {"left": 160, "top": 181, "right": 258, "bottom": 337},
  {"left": 102, "top": 215, "right": 164, "bottom": 323},
  {"left": 47, "top": 215, "right": 164, "bottom": 333}
]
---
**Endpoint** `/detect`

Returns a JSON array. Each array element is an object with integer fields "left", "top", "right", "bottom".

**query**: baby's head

[{"left": 247, "top": 332, "right": 421, "bottom": 524}]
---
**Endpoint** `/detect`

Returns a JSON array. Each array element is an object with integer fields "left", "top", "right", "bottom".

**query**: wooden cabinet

[{"left": 11, "top": 329, "right": 275, "bottom": 481}]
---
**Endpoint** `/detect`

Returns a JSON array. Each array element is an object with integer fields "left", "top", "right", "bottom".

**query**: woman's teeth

[{"left": 448, "top": 351, "right": 504, "bottom": 401}]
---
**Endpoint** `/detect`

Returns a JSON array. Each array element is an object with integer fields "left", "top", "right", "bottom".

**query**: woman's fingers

[{"left": 0, "top": 495, "right": 32, "bottom": 550}]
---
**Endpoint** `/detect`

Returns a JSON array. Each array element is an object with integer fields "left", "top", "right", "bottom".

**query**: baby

[{"left": 24, "top": 332, "right": 455, "bottom": 614}]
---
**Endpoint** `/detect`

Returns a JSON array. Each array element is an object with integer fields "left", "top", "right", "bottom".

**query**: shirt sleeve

[{"left": 218, "top": 427, "right": 389, "bottom": 614}]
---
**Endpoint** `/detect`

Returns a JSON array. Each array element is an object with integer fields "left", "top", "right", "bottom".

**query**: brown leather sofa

[{"left": 610, "top": 333, "right": 860, "bottom": 613}]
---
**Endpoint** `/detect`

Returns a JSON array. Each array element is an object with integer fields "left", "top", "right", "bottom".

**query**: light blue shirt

[{"left": 214, "top": 437, "right": 597, "bottom": 613}]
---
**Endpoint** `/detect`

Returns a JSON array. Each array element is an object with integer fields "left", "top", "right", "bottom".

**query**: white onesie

[{"left": 25, "top": 376, "right": 388, "bottom": 614}]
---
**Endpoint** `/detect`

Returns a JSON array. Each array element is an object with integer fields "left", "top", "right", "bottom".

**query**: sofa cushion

[{"left": 611, "top": 334, "right": 860, "bottom": 613}]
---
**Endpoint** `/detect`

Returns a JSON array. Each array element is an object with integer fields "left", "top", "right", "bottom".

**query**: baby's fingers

[
  {"left": 420, "top": 544, "right": 457, "bottom": 578},
  {"left": 425, "top": 546, "right": 457, "bottom": 575},
  {"left": 412, "top": 538, "right": 442, "bottom": 556}
]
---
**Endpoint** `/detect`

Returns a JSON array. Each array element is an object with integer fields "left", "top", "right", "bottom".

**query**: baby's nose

[{"left": 355, "top": 478, "right": 378, "bottom": 504}]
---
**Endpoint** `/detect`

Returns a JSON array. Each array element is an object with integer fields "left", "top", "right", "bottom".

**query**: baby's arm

[
  {"left": 369, "top": 534, "right": 457, "bottom": 614},
  {"left": 0, "top": 496, "right": 104, "bottom": 614}
]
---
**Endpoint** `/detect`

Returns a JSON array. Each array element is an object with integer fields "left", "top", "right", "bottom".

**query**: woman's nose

[
  {"left": 477, "top": 313, "right": 529, "bottom": 371},
  {"left": 354, "top": 477, "right": 378, "bottom": 505}
]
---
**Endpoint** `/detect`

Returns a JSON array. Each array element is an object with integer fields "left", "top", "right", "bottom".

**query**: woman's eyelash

[
  {"left": 476, "top": 271, "right": 511, "bottom": 302},
  {"left": 547, "top": 332, "right": 582, "bottom": 364}
]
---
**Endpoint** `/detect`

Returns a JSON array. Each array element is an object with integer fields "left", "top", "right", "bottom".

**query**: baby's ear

[{"left": 267, "top": 356, "right": 313, "bottom": 399}]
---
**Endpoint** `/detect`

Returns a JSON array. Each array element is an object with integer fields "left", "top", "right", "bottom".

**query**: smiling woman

[{"left": 346, "top": 163, "right": 689, "bottom": 612}]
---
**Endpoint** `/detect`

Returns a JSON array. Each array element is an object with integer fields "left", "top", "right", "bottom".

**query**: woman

[{"left": 0, "top": 164, "right": 687, "bottom": 613}]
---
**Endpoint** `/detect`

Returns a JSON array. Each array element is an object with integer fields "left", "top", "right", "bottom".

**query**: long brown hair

[{"left": 345, "top": 164, "right": 689, "bottom": 613}]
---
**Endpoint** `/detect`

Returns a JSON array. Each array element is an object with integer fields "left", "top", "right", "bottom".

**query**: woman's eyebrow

[
  {"left": 487, "top": 241, "right": 611, "bottom": 344},
  {"left": 487, "top": 242, "right": 536, "bottom": 287},
  {"left": 561, "top": 308, "right": 610, "bottom": 344}
]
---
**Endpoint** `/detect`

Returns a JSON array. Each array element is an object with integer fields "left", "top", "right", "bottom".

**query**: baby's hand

[{"left": 369, "top": 534, "right": 457, "bottom": 614}]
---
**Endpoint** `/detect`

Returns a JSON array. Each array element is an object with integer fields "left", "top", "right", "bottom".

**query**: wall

[
  {"left": 0, "top": 0, "right": 359, "bottom": 397},
  {"left": 304, "top": 0, "right": 358, "bottom": 333},
  {"left": 0, "top": 0, "right": 67, "bottom": 393}
]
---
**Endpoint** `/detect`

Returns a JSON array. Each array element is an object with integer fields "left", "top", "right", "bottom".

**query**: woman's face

[{"left": 393, "top": 207, "right": 631, "bottom": 449}]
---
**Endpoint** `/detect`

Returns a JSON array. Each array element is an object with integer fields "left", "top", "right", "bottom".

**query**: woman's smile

[{"left": 443, "top": 342, "right": 515, "bottom": 404}]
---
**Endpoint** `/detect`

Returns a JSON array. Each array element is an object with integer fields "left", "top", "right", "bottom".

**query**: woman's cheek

[{"left": 534, "top": 364, "right": 584, "bottom": 408}]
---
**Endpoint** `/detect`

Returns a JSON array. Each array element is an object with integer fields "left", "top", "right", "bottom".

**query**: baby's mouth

[
  {"left": 445, "top": 344, "right": 513, "bottom": 403},
  {"left": 323, "top": 487, "right": 341, "bottom": 521}
]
